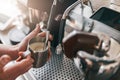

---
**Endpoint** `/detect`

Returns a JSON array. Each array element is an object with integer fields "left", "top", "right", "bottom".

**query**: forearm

[{"left": 0, "top": 44, "right": 19, "bottom": 60}]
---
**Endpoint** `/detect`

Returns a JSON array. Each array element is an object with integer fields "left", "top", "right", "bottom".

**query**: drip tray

[{"left": 30, "top": 48, "right": 82, "bottom": 80}]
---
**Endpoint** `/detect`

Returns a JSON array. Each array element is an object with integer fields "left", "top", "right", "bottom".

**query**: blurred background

[{"left": 0, "top": 0, "right": 120, "bottom": 80}]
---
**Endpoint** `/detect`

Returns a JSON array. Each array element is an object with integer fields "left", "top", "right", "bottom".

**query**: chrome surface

[{"left": 30, "top": 48, "right": 83, "bottom": 80}]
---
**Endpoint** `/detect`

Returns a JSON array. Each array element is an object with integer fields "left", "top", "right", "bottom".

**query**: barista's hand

[
  {"left": 0, "top": 25, "right": 38, "bottom": 80},
  {"left": 0, "top": 54, "right": 33, "bottom": 80},
  {"left": 0, "top": 24, "right": 53, "bottom": 80},
  {"left": 0, "top": 25, "right": 39, "bottom": 80},
  {"left": 18, "top": 24, "right": 53, "bottom": 61},
  {"left": 18, "top": 24, "right": 53, "bottom": 52},
  {"left": 18, "top": 24, "right": 41, "bottom": 52}
]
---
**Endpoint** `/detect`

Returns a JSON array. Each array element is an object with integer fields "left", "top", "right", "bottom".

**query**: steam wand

[
  {"left": 56, "top": 0, "right": 94, "bottom": 54},
  {"left": 56, "top": 1, "right": 80, "bottom": 54},
  {"left": 79, "top": 0, "right": 85, "bottom": 31},
  {"left": 43, "top": 0, "right": 58, "bottom": 49},
  {"left": 88, "top": 0, "right": 94, "bottom": 13},
  {"left": 47, "top": 0, "right": 57, "bottom": 30}
]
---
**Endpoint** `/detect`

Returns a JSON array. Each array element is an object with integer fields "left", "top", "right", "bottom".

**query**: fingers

[
  {"left": 0, "top": 55, "right": 34, "bottom": 80},
  {"left": 19, "top": 24, "right": 40, "bottom": 51},
  {"left": 16, "top": 51, "right": 31, "bottom": 62},
  {"left": 26, "top": 24, "right": 40, "bottom": 40},
  {"left": 0, "top": 55, "right": 11, "bottom": 72},
  {"left": 18, "top": 24, "right": 53, "bottom": 52},
  {"left": 37, "top": 32, "right": 53, "bottom": 41},
  {"left": 19, "top": 55, "right": 34, "bottom": 67}
]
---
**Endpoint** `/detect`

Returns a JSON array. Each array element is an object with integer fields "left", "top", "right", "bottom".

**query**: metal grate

[{"left": 30, "top": 48, "right": 83, "bottom": 80}]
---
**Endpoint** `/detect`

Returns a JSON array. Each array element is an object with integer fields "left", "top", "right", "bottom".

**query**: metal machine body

[
  {"left": 61, "top": 2, "right": 120, "bottom": 80},
  {"left": 26, "top": 0, "right": 120, "bottom": 80}
]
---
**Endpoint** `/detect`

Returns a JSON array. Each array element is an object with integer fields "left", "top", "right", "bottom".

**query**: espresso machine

[
  {"left": 25, "top": 0, "right": 120, "bottom": 80},
  {"left": 27, "top": 0, "right": 77, "bottom": 47},
  {"left": 24, "top": 0, "right": 87, "bottom": 80},
  {"left": 59, "top": 1, "right": 120, "bottom": 80}
]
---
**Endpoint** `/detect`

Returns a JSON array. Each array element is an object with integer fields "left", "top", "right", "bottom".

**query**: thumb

[
  {"left": 25, "top": 24, "right": 40, "bottom": 40},
  {"left": 0, "top": 55, "right": 11, "bottom": 72},
  {"left": 19, "top": 24, "right": 40, "bottom": 51}
]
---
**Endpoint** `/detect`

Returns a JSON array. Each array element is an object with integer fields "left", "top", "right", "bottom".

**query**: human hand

[
  {"left": 18, "top": 24, "right": 53, "bottom": 53},
  {"left": 0, "top": 54, "right": 33, "bottom": 80},
  {"left": 10, "top": 24, "right": 52, "bottom": 59},
  {"left": 18, "top": 24, "right": 41, "bottom": 52},
  {"left": 0, "top": 24, "right": 53, "bottom": 80}
]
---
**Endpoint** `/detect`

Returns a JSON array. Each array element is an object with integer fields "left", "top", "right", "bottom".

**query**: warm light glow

[{"left": 0, "top": 0, "right": 21, "bottom": 17}]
